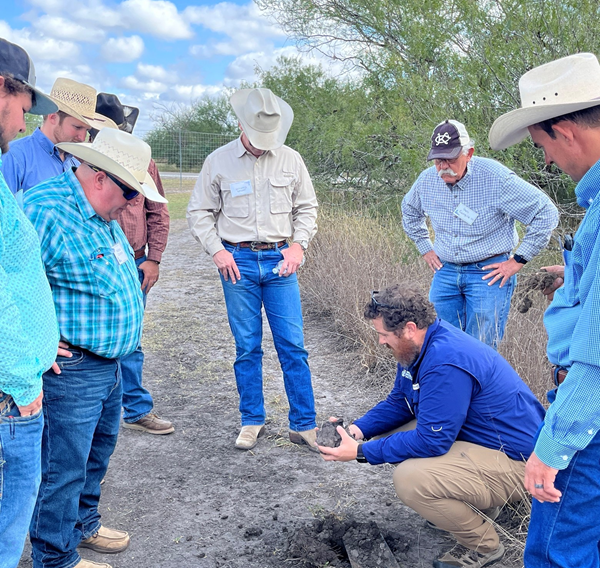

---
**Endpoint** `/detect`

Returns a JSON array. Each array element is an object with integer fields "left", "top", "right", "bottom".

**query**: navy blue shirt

[
  {"left": 0, "top": 128, "right": 79, "bottom": 197},
  {"left": 355, "top": 320, "right": 545, "bottom": 465}
]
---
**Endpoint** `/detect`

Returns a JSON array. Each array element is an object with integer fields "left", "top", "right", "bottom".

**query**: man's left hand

[
  {"left": 481, "top": 257, "right": 524, "bottom": 287},
  {"left": 278, "top": 243, "right": 304, "bottom": 277},
  {"left": 524, "top": 452, "right": 562, "bottom": 503},
  {"left": 139, "top": 260, "right": 160, "bottom": 293},
  {"left": 318, "top": 426, "right": 359, "bottom": 462}
]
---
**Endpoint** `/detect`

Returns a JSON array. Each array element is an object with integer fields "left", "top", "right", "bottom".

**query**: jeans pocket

[
  {"left": 4, "top": 406, "right": 43, "bottom": 423},
  {"left": 57, "top": 349, "right": 85, "bottom": 370}
]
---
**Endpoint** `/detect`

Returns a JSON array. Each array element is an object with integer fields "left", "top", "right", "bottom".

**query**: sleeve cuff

[
  {"left": 416, "top": 240, "right": 434, "bottom": 256},
  {"left": 146, "top": 250, "right": 163, "bottom": 263},
  {"left": 534, "top": 428, "right": 577, "bottom": 470}
]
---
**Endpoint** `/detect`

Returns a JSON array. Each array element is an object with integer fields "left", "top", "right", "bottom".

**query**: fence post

[{"left": 178, "top": 129, "right": 183, "bottom": 192}]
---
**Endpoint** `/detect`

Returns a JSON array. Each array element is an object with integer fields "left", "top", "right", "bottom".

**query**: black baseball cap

[
  {"left": 427, "top": 119, "right": 471, "bottom": 161},
  {"left": 0, "top": 38, "right": 58, "bottom": 115}
]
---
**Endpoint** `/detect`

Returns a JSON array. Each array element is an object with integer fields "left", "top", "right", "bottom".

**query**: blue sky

[{"left": 1, "top": 0, "right": 328, "bottom": 131}]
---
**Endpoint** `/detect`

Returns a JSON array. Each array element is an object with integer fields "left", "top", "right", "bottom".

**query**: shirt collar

[
  {"left": 235, "top": 136, "right": 276, "bottom": 158},
  {"left": 65, "top": 167, "right": 97, "bottom": 222},
  {"left": 452, "top": 157, "right": 475, "bottom": 189},
  {"left": 32, "top": 127, "right": 57, "bottom": 155},
  {"left": 406, "top": 318, "right": 441, "bottom": 375},
  {"left": 575, "top": 158, "right": 600, "bottom": 209}
]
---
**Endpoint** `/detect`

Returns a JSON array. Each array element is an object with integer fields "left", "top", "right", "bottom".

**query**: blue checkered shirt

[
  {"left": 23, "top": 169, "right": 144, "bottom": 359},
  {"left": 402, "top": 156, "right": 559, "bottom": 263},
  {"left": 0, "top": 155, "right": 59, "bottom": 406},
  {"left": 537, "top": 159, "right": 600, "bottom": 469}
]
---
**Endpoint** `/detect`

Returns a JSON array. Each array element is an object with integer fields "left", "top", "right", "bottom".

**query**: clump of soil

[
  {"left": 316, "top": 418, "right": 345, "bottom": 448},
  {"left": 514, "top": 271, "right": 561, "bottom": 313}
]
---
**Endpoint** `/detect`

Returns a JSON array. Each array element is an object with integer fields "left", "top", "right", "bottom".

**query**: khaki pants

[{"left": 378, "top": 421, "right": 526, "bottom": 553}]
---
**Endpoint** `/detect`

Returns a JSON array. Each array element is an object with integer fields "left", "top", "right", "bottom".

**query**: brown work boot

[
  {"left": 74, "top": 560, "right": 113, "bottom": 568},
  {"left": 123, "top": 413, "right": 174, "bottom": 435},
  {"left": 79, "top": 526, "right": 130, "bottom": 554},
  {"left": 289, "top": 428, "right": 319, "bottom": 452},
  {"left": 235, "top": 425, "right": 266, "bottom": 450}
]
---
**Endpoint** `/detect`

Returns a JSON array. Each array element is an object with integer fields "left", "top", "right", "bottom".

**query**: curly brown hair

[
  {"left": 364, "top": 284, "right": 437, "bottom": 332},
  {"left": 2, "top": 74, "right": 35, "bottom": 103}
]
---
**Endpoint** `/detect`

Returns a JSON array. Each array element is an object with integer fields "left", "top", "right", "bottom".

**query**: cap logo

[{"left": 434, "top": 132, "right": 451, "bottom": 146}]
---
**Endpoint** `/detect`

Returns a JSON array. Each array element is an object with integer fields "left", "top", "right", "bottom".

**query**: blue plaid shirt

[
  {"left": 0, "top": 155, "right": 59, "bottom": 406},
  {"left": 23, "top": 169, "right": 144, "bottom": 359},
  {"left": 402, "top": 156, "right": 559, "bottom": 263},
  {"left": 537, "top": 159, "right": 600, "bottom": 469}
]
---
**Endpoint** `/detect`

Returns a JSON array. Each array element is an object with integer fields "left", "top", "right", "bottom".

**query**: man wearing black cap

[
  {"left": 0, "top": 37, "right": 60, "bottom": 568},
  {"left": 401, "top": 119, "right": 558, "bottom": 348},
  {"left": 93, "top": 93, "right": 173, "bottom": 435}
]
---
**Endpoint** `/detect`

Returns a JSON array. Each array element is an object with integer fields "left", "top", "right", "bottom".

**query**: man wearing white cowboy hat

[
  {"left": 188, "top": 87, "right": 319, "bottom": 452},
  {"left": 0, "top": 36, "right": 60, "bottom": 568},
  {"left": 23, "top": 127, "right": 166, "bottom": 568},
  {"left": 490, "top": 52, "right": 600, "bottom": 568},
  {"left": 402, "top": 119, "right": 558, "bottom": 350},
  {"left": 1, "top": 77, "right": 113, "bottom": 196}
]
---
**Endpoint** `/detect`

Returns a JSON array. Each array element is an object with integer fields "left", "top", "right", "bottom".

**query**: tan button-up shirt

[{"left": 187, "top": 137, "right": 318, "bottom": 256}]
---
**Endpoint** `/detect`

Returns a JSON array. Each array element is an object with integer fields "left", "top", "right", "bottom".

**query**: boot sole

[
  {"left": 79, "top": 539, "right": 130, "bottom": 554},
  {"left": 122, "top": 422, "right": 175, "bottom": 435}
]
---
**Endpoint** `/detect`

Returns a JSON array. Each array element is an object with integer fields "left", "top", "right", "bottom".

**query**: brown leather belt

[
  {"left": 134, "top": 248, "right": 146, "bottom": 260},
  {"left": 224, "top": 240, "right": 286, "bottom": 251},
  {"left": 553, "top": 366, "right": 568, "bottom": 386}
]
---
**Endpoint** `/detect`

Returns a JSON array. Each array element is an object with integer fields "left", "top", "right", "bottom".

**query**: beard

[{"left": 0, "top": 123, "right": 9, "bottom": 154}]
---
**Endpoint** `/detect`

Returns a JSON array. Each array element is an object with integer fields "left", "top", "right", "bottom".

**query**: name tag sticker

[
  {"left": 453, "top": 203, "right": 478, "bottom": 225},
  {"left": 230, "top": 180, "right": 253, "bottom": 198},
  {"left": 112, "top": 243, "right": 129, "bottom": 265}
]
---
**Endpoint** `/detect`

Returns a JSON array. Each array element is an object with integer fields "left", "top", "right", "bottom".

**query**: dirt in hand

[
  {"left": 316, "top": 418, "right": 345, "bottom": 448},
  {"left": 514, "top": 271, "right": 561, "bottom": 313}
]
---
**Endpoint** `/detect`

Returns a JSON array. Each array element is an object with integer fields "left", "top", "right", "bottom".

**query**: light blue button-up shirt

[
  {"left": 402, "top": 156, "right": 559, "bottom": 264},
  {"left": 0, "top": 155, "right": 59, "bottom": 406},
  {"left": 536, "top": 159, "right": 600, "bottom": 469},
  {"left": 0, "top": 128, "right": 79, "bottom": 197}
]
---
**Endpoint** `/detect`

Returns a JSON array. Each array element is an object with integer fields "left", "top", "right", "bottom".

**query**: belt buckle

[{"left": 250, "top": 241, "right": 263, "bottom": 252}]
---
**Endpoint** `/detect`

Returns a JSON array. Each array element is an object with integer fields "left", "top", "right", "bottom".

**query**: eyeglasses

[
  {"left": 563, "top": 233, "right": 574, "bottom": 252},
  {"left": 89, "top": 165, "right": 139, "bottom": 200},
  {"left": 370, "top": 290, "right": 396, "bottom": 310},
  {"left": 434, "top": 157, "right": 459, "bottom": 166}
]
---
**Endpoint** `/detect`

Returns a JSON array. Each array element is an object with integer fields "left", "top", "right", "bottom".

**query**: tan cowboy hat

[
  {"left": 56, "top": 128, "right": 167, "bottom": 203},
  {"left": 49, "top": 77, "right": 110, "bottom": 130},
  {"left": 230, "top": 88, "right": 293, "bottom": 150},
  {"left": 489, "top": 53, "right": 600, "bottom": 150}
]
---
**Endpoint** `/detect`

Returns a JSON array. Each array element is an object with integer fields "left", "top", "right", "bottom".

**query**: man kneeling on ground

[{"left": 318, "top": 285, "right": 545, "bottom": 568}]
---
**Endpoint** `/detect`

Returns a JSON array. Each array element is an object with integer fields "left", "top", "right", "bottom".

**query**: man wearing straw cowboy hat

[
  {"left": 188, "top": 88, "right": 319, "bottom": 452},
  {"left": 0, "top": 37, "right": 60, "bottom": 568},
  {"left": 402, "top": 119, "right": 558, "bottom": 350},
  {"left": 490, "top": 52, "right": 600, "bottom": 567},
  {"left": 0, "top": 77, "right": 113, "bottom": 196},
  {"left": 23, "top": 127, "right": 167, "bottom": 568}
]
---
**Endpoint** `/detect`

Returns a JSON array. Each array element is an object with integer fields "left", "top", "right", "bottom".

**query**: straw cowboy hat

[
  {"left": 49, "top": 77, "right": 114, "bottom": 131},
  {"left": 56, "top": 128, "right": 167, "bottom": 203},
  {"left": 489, "top": 53, "right": 600, "bottom": 150},
  {"left": 230, "top": 88, "right": 293, "bottom": 151}
]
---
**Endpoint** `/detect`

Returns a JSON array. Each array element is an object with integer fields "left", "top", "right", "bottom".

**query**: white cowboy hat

[
  {"left": 48, "top": 77, "right": 109, "bottom": 130},
  {"left": 56, "top": 128, "right": 167, "bottom": 203},
  {"left": 230, "top": 88, "right": 293, "bottom": 151},
  {"left": 489, "top": 53, "right": 600, "bottom": 150}
]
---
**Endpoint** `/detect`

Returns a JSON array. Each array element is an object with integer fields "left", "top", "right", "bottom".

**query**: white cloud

[
  {"left": 136, "top": 63, "right": 178, "bottom": 83},
  {"left": 121, "top": 75, "right": 168, "bottom": 93},
  {"left": 120, "top": 0, "right": 193, "bottom": 40},
  {"left": 101, "top": 35, "right": 144, "bottom": 63},
  {"left": 223, "top": 46, "right": 299, "bottom": 86},
  {"left": 32, "top": 15, "right": 105, "bottom": 43}
]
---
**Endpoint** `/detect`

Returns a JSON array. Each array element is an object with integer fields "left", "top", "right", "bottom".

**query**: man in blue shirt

[
  {"left": 0, "top": 37, "right": 61, "bottom": 568},
  {"left": 490, "top": 52, "right": 600, "bottom": 568},
  {"left": 0, "top": 77, "right": 112, "bottom": 198},
  {"left": 24, "top": 127, "right": 167, "bottom": 568},
  {"left": 402, "top": 120, "right": 558, "bottom": 349},
  {"left": 319, "top": 285, "right": 544, "bottom": 568}
]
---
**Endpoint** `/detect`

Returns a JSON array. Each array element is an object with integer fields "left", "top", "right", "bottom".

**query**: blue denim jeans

[
  {"left": 220, "top": 242, "right": 316, "bottom": 431},
  {"left": 525, "top": 428, "right": 600, "bottom": 568},
  {"left": 29, "top": 350, "right": 122, "bottom": 568},
  {"left": 0, "top": 392, "right": 44, "bottom": 568},
  {"left": 429, "top": 253, "right": 515, "bottom": 349},
  {"left": 121, "top": 255, "right": 154, "bottom": 423}
]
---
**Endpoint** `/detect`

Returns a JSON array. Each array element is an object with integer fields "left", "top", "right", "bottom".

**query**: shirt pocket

[
  {"left": 89, "top": 247, "right": 124, "bottom": 298},
  {"left": 269, "top": 177, "right": 294, "bottom": 214},
  {"left": 221, "top": 180, "right": 250, "bottom": 218}
]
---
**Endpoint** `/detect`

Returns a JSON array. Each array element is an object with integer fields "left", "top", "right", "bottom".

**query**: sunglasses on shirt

[
  {"left": 88, "top": 165, "right": 139, "bottom": 201},
  {"left": 370, "top": 290, "right": 396, "bottom": 310}
]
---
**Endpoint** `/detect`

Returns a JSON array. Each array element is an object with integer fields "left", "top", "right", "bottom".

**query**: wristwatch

[
  {"left": 513, "top": 254, "right": 528, "bottom": 265},
  {"left": 295, "top": 240, "right": 309, "bottom": 251},
  {"left": 356, "top": 443, "right": 368, "bottom": 463}
]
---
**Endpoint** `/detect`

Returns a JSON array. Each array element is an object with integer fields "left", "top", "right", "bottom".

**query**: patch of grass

[{"left": 164, "top": 189, "right": 192, "bottom": 220}]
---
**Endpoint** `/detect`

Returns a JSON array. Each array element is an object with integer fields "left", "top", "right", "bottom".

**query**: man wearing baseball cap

[
  {"left": 23, "top": 128, "right": 166, "bottom": 568},
  {"left": 401, "top": 119, "right": 558, "bottom": 348},
  {"left": 0, "top": 37, "right": 60, "bottom": 568},
  {"left": 0, "top": 77, "right": 111, "bottom": 196},
  {"left": 188, "top": 88, "right": 319, "bottom": 452},
  {"left": 490, "top": 52, "right": 600, "bottom": 568}
]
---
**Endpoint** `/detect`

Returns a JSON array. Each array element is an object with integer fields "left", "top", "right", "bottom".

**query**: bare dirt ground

[{"left": 19, "top": 220, "right": 522, "bottom": 568}]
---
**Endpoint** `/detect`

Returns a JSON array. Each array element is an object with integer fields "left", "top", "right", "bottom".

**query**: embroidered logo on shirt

[{"left": 434, "top": 132, "right": 452, "bottom": 146}]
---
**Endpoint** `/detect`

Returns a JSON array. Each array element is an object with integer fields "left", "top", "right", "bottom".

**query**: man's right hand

[
  {"left": 423, "top": 251, "right": 443, "bottom": 272},
  {"left": 213, "top": 250, "right": 241, "bottom": 284},
  {"left": 17, "top": 391, "right": 43, "bottom": 416},
  {"left": 328, "top": 416, "right": 364, "bottom": 440},
  {"left": 541, "top": 265, "right": 565, "bottom": 301}
]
